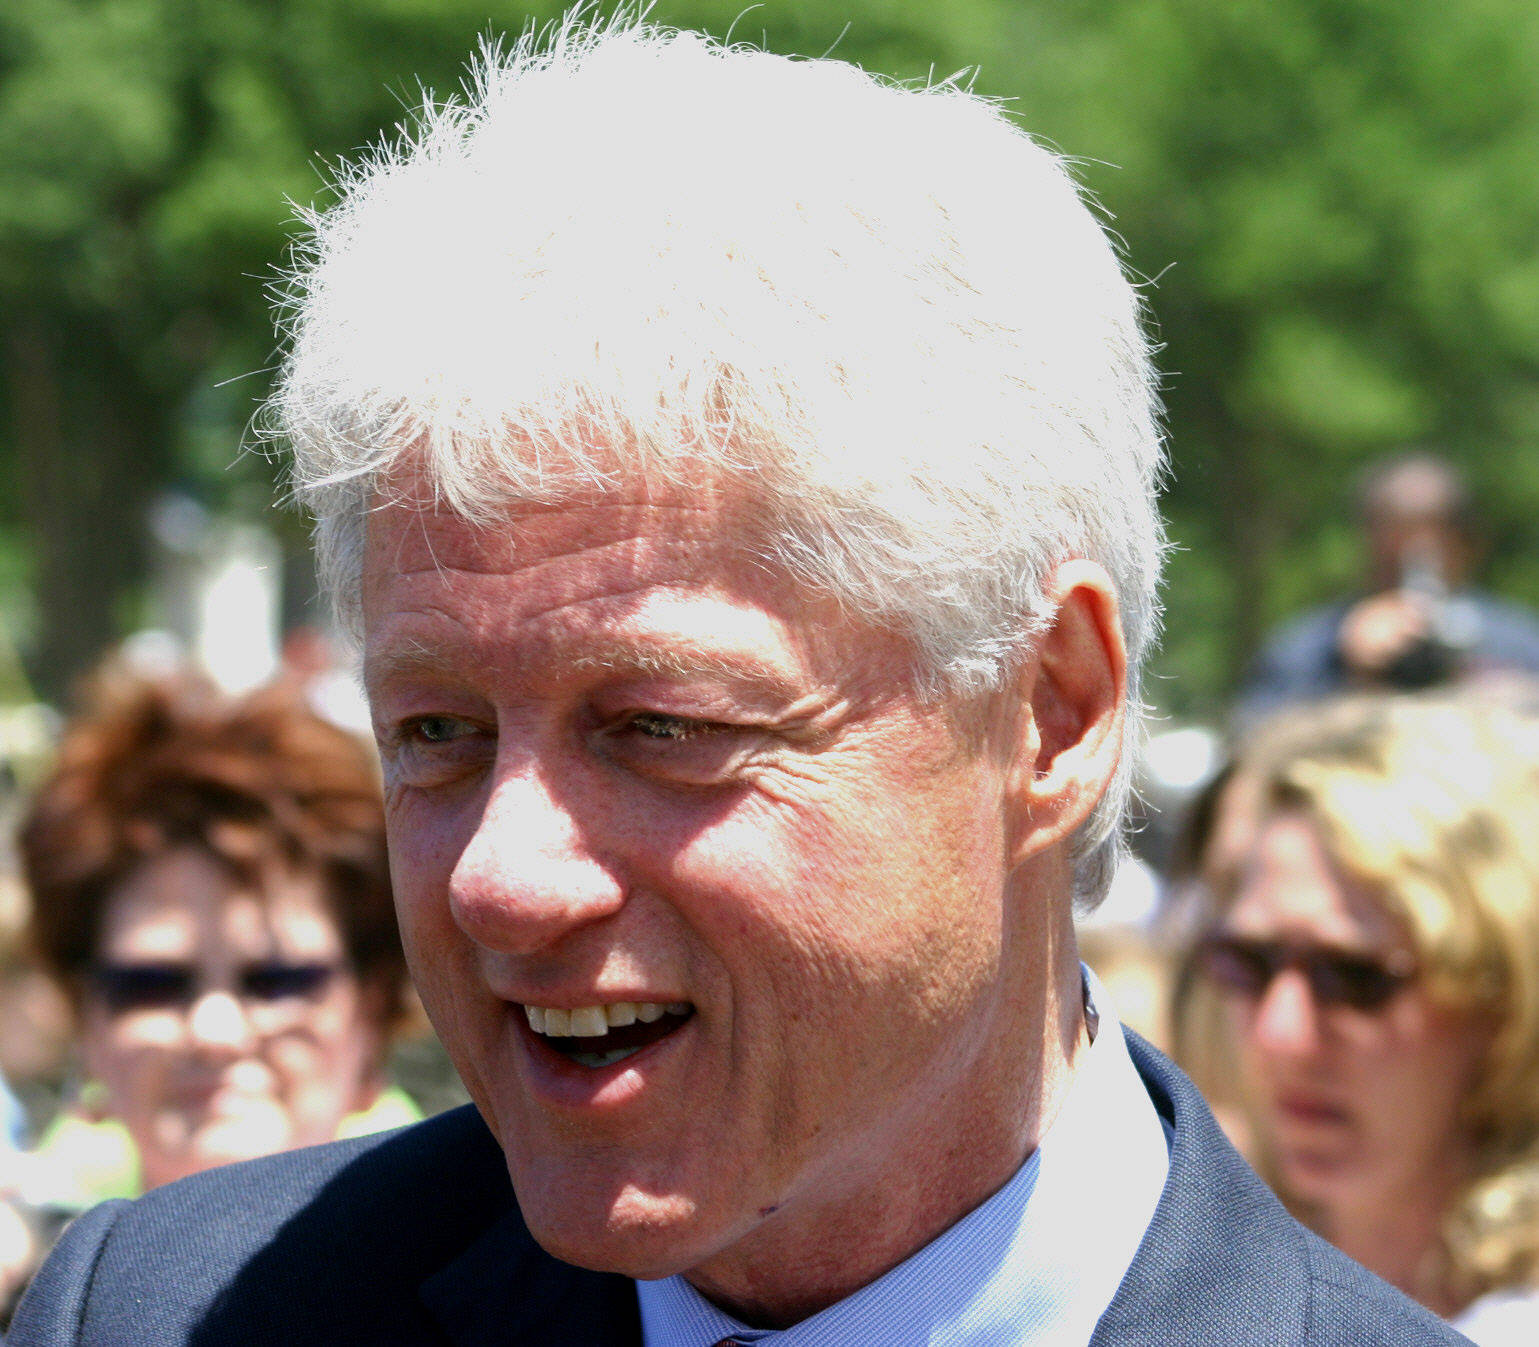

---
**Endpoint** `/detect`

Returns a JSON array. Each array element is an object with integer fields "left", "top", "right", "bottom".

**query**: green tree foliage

[
  {"left": 980, "top": 0, "right": 1539, "bottom": 712},
  {"left": 0, "top": 0, "right": 571, "bottom": 697},
  {"left": 2, "top": 0, "right": 1537, "bottom": 716}
]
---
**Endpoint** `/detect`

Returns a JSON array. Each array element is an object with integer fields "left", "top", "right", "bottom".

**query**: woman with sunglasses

[
  {"left": 1183, "top": 694, "right": 1539, "bottom": 1345},
  {"left": 16, "top": 668, "right": 414, "bottom": 1203}
]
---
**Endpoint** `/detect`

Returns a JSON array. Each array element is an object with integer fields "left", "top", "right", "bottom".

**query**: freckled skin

[{"left": 363, "top": 482, "right": 1089, "bottom": 1326}]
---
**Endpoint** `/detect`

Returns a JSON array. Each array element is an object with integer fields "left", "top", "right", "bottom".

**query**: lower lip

[
  {"left": 1274, "top": 1096, "right": 1350, "bottom": 1129},
  {"left": 513, "top": 1009, "right": 696, "bottom": 1110}
]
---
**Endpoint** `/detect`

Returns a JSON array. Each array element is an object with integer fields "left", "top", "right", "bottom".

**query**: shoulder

[
  {"left": 1463, "top": 591, "right": 1539, "bottom": 663},
  {"left": 102, "top": 1101, "right": 505, "bottom": 1261},
  {"left": 1095, "top": 1038, "right": 1469, "bottom": 1346},
  {"left": 9, "top": 1105, "right": 513, "bottom": 1346},
  {"left": 1251, "top": 603, "right": 1352, "bottom": 671},
  {"left": 1236, "top": 602, "right": 1354, "bottom": 721}
]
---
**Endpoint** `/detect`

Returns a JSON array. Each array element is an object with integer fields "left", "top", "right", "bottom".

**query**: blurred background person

[
  {"left": 14, "top": 669, "right": 416, "bottom": 1211},
  {"left": 1236, "top": 455, "right": 1539, "bottom": 727},
  {"left": 1180, "top": 695, "right": 1539, "bottom": 1343}
]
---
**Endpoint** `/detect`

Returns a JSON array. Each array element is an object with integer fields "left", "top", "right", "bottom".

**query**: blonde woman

[{"left": 1184, "top": 695, "right": 1539, "bottom": 1344}]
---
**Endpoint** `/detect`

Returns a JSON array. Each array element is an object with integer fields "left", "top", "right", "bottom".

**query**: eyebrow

[
  {"left": 362, "top": 638, "right": 449, "bottom": 691},
  {"left": 569, "top": 644, "right": 786, "bottom": 684},
  {"left": 364, "top": 635, "right": 806, "bottom": 701}
]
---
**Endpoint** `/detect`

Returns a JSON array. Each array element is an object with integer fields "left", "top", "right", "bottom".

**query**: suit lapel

[
  {"left": 419, "top": 1207, "right": 641, "bottom": 1347},
  {"left": 1088, "top": 1036, "right": 1308, "bottom": 1346}
]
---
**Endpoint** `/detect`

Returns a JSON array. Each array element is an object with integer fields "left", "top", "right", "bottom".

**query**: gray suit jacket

[{"left": 9, "top": 1036, "right": 1469, "bottom": 1344}]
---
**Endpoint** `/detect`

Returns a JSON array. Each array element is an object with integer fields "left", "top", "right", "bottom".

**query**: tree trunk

[{"left": 5, "top": 317, "right": 159, "bottom": 704}]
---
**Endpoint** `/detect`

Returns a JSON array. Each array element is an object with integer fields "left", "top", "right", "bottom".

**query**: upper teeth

[{"left": 524, "top": 1002, "right": 690, "bottom": 1037}]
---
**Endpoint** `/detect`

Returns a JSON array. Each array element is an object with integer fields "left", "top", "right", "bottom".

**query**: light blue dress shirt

[{"left": 637, "top": 968, "right": 1170, "bottom": 1346}]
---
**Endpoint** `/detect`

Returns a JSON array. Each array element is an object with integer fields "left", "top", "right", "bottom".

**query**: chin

[
  {"left": 188, "top": 1110, "right": 294, "bottom": 1168},
  {"left": 518, "top": 1180, "right": 718, "bottom": 1280},
  {"left": 1275, "top": 1148, "right": 1361, "bottom": 1210}
]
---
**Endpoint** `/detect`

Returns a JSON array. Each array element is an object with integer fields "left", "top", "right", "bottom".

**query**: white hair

[{"left": 266, "top": 7, "right": 1167, "bottom": 905}]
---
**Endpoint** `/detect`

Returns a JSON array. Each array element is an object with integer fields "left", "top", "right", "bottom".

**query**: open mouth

[{"left": 523, "top": 1001, "right": 693, "bottom": 1069}]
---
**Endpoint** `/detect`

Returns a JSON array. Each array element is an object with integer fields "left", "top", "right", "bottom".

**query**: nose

[
  {"left": 186, "top": 989, "right": 254, "bottom": 1057},
  {"left": 448, "top": 762, "right": 625, "bottom": 954},
  {"left": 1246, "top": 967, "right": 1324, "bottom": 1060}
]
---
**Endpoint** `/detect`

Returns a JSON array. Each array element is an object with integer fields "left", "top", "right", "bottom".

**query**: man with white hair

[{"left": 13, "top": 12, "right": 1464, "bottom": 1345}]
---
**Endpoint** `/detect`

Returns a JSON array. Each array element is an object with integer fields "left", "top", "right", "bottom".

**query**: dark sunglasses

[
  {"left": 89, "top": 960, "right": 340, "bottom": 1015},
  {"left": 1196, "top": 934, "right": 1416, "bottom": 1013}
]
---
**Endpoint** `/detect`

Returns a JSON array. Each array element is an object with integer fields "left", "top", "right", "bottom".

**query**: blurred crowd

[
  {"left": 5, "top": 452, "right": 1539, "bottom": 1341},
  {"left": 0, "top": 649, "right": 467, "bottom": 1330},
  {"left": 1082, "top": 454, "right": 1539, "bottom": 1344}
]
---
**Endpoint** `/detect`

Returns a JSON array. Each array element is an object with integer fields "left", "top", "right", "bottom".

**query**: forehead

[
  {"left": 100, "top": 850, "right": 342, "bottom": 960},
  {"left": 367, "top": 476, "right": 754, "bottom": 585},
  {"left": 360, "top": 484, "right": 887, "bottom": 693},
  {"left": 1226, "top": 811, "right": 1407, "bottom": 952}
]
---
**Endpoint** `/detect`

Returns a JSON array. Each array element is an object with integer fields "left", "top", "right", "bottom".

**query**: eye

[
  {"left": 408, "top": 714, "right": 478, "bottom": 744},
  {"left": 627, "top": 711, "right": 715, "bottom": 741},
  {"left": 383, "top": 712, "right": 492, "bottom": 788},
  {"left": 241, "top": 962, "right": 339, "bottom": 1002},
  {"left": 598, "top": 710, "right": 758, "bottom": 785}
]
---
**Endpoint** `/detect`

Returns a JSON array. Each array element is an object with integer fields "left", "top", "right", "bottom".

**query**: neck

[
  {"left": 685, "top": 887, "right": 1088, "bottom": 1328},
  {"left": 1316, "top": 1182, "right": 1456, "bottom": 1316}
]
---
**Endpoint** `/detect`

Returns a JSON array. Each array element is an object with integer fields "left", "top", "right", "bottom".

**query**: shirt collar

[{"left": 637, "top": 966, "right": 1170, "bottom": 1346}]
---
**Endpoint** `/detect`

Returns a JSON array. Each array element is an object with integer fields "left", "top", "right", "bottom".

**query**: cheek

[
  {"left": 692, "top": 811, "right": 969, "bottom": 973},
  {"left": 388, "top": 821, "right": 468, "bottom": 970},
  {"left": 393, "top": 889, "right": 474, "bottom": 1042},
  {"left": 1376, "top": 1010, "right": 1488, "bottom": 1127},
  {"left": 271, "top": 990, "right": 374, "bottom": 1082},
  {"left": 386, "top": 872, "right": 495, "bottom": 1104},
  {"left": 680, "top": 792, "right": 1006, "bottom": 1075},
  {"left": 261, "top": 1002, "right": 375, "bottom": 1136},
  {"left": 85, "top": 1012, "right": 180, "bottom": 1108},
  {"left": 795, "top": 798, "right": 1003, "bottom": 988},
  {"left": 387, "top": 788, "right": 477, "bottom": 890}
]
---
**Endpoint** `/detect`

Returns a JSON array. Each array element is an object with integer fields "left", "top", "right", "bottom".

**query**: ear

[{"left": 1004, "top": 560, "right": 1127, "bottom": 867}]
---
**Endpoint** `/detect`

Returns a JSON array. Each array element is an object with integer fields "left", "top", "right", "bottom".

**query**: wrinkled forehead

[
  {"left": 367, "top": 434, "right": 774, "bottom": 548},
  {"left": 368, "top": 407, "right": 792, "bottom": 521},
  {"left": 356, "top": 459, "right": 986, "bottom": 731},
  {"left": 369, "top": 469, "right": 787, "bottom": 637},
  {"left": 360, "top": 446, "right": 825, "bottom": 628}
]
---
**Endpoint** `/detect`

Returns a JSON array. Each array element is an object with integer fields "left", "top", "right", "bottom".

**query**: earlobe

[{"left": 1006, "top": 561, "right": 1127, "bottom": 865}]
